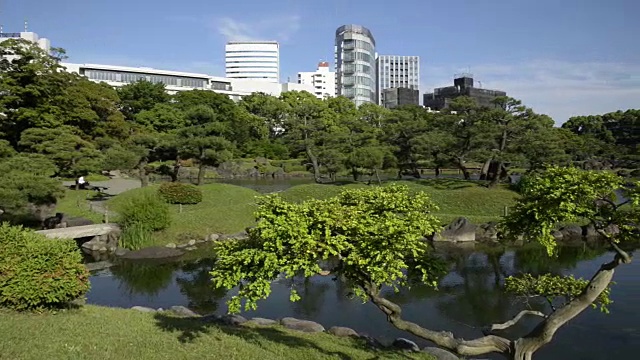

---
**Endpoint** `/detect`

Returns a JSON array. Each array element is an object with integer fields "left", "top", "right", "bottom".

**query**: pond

[{"left": 87, "top": 244, "right": 640, "bottom": 359}]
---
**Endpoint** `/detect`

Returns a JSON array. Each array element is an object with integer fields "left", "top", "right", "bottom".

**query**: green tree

[
  {"left": 117, "top": 80, "right": 170, "bottom": 120},
  {"left": 19, "top": 127, "right": 103, "bottom": 182},
  {"left": 0, "top": 39, "right": 69, "bottom": 146},
  {"left": 135, "top": 103, "right": 186, "bottom": 133},
  {"left": 211, "top": 168, "right": 637, "bottom": 359}
]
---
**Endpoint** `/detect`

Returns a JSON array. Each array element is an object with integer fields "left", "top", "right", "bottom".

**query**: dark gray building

[
  {"left": 382, "top": 87, "right": 419, "bottom": 109},
  {"left": 423, "top": 74, "right": 506, "bottom": 110}
]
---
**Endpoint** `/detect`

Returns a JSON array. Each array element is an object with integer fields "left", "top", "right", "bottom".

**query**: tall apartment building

[
  {"left": 376, "top": 55, "right": 420, "bottom": 106},
  {"left": 334, "top": 25, "right": 376, "bottom": 106},
  {"left": 297, "top": 61, "right": 336, "bottom": 99},
  {"left": 0, "top": 30, "right": 51, "bottom": 53},
  {"left": 225, "top": 41, "right": 279, "bottom": 82}
]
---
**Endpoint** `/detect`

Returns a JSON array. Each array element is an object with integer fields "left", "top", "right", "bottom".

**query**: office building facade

[
  {"left": 297, "top": 61, "right": 336, "bottom": 99},
  {"left": 225, "top": 41, "right": 279, "bottom": 82},
  {"left": 0, "top": 31, "right": 50, "bottom": 53},
  {"left": 423, "top": 74, "right": 507, "bottom": 110},
  {"left": 334, "top": 25, "right": 376, "bottom": 106},
  {"left": 382, "top": 88, "right": 419, "bottom": 109},
  {"left": 376, "top": 55, "right": 419, "bottom": 106}
]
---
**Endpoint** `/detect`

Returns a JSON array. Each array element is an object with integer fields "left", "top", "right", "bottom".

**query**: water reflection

[{"left": 87, "top": 244, "right": 640, "bottom": 359}]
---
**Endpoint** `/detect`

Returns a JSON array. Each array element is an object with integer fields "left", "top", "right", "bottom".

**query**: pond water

[{"left": 87, "top": 244, "right": 640, "bottom": 359}]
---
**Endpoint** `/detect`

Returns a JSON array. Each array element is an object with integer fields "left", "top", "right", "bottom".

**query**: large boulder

[
  {"left": 131, "top": 306, "right": 156, "bottom": 313},
  {"left": 169, "top": 305, "right": 200, "bottom": 318},
  {"left": 218, "top": 231, "right": 249, "bottom": 241},
  {"left": 559, "top": 225, "right": 582, "bottom": 239},
  {"left": 119, "top": 246, "right": 184, "bottom": 260},
  {"left": 280, "top": 317, "right": 325, "bottom": 333},
  {"left": 434, "top": 217, "right": 477, "bottom": 242},
  {"left": 245, "top": 317, "right": 278, "bottom": 326},
  {"left": 475, "top": 222, "right": 498, "bottom": 242}
]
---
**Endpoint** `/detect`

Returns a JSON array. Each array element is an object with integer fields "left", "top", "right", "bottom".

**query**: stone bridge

[{"left": 35, "top": 223, "right": 121, "bottom": 240}]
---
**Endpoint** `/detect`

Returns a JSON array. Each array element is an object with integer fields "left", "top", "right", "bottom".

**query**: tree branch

[
  {"left": 485, "top": 310, "right": 546, "bottom": 333},
  {"left": 363, "top": 282, "right": 511, "bottom": 357}
]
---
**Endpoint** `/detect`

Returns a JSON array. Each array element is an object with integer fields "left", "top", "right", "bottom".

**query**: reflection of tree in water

[
  {"left": 512, "top": 243, "right": 607, "bottom": 276},
  {"left": 175, "top": 258, "right": 228, "bottom": 314},
  {"left": 110, "top": 260, "right": 178, "bottom": 296},
  {"left": 280, "top": 274, "right": 331, "bottom": 318}
]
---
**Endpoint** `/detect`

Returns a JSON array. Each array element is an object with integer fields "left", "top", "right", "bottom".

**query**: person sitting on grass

[{"left": 77, "top": 175, "right": 90, "bottom": 190}]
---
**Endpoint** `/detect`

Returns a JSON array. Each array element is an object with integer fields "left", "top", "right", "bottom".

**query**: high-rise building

[
  {"left": 0, "top": 31, "right": 51, "bottom": 53},
  {"left": 225, "top": 41, "right": 279, "bottom": 82},
  {"left": 423, "top": 74, "right": 507, "bottom": 110},
  {"left": 297, "top": 61, "right": 336, "bottom": 99},
  {"left": 382, "top": 88, "right": 420, "bottom": 109},
  {"left": 376, "top": 55, "right": 420, "bottom": 106},
  {"left": 334, "top": 25, "right": 376, "bottom": 106}
]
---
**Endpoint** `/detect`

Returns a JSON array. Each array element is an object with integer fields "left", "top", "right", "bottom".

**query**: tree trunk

[
  {"left": 435, "top": 167, "right": 441, "bottom": 177},
  {"left": 171, "top": 156, "right": 181, "bottom": 182},
  {"left": 479, "top": 158, "right": 492, "bottom": 181},
  {"left": 374, "top": 168, "right": 382, "bottom": 185},
  {"left": 306, "top": 146, "right": 321, "bottom": 183},
  {"left": 488, "top": 161, "right": 503, "bottom": 188},
  {"left": 455, "top": 159, "right": 471, "bottom": 180},
  {"left": 138, "top": 159, "right": 149, "bottom": 187},
  {"left": 197, "top": 162, "right": 205, "bottom": 186},
  {"left": 351, "top": 167, "right": 359, "bottom": 181}
]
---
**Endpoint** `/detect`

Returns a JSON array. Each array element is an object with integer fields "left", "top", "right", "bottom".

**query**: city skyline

[{"left": 2, "top": 0, "right": 639, "bottom": 123}]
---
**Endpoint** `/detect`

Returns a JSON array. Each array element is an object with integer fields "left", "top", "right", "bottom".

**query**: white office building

[
  {"left": 225, "top": 41, "right": 279, "bottom": 82},
  {"left": 376, "top": 55, "right": 420, "bottom": 106},
  {"left": 0, "top": 31, "right": 51, "bottom": 53},
  {"left": 61, "top": 63, "right": 314, "bottom": 101},
  {"left": 297, "top": 61, "right": 336, "bottom": 99}
]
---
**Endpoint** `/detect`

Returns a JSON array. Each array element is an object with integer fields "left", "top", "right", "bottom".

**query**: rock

[
  {"left": 195, "top": 240, "right": 206, "bottom": 245},
  {"left": 206, "top": 233, "right": 220, "bottom": 242},
  {"left": 114, "top": 248, "right": 129, "bottom": 257},
  {"left": 358, "top": 334, "right": 384, "bottom": 349},
  {"left": 422, "top": 347, "right": 461, "bottom": 360},
  {"left": 119, "top": 246, "right": 184, "bottom": 260},
  {"left": 605, "top": 224, "right": 620, "bottom": 235},
  {"left": 157, "top": 308, "right": 164, "bottom": 312},
  {"left": 185, "top": 246, "right": 197, "bottom": 251},
  {"left": 582, "top": 224, "right": 598, "bottom": 238},
  {"left": 434, "top": 217, "right": 477, "bottom": 242},
  {"left": 560, "top": 225, "right": 582, "bottom": 238},
  {"left": 108, "top": 246, "right": 117, "bottom": 252},
  {"left": 328, "top": 326, "right": 358, "bottom": 337},
  {"left": 280, "top": 317, "right": 325, "bottom": 333},
  {"left": 392, "top": 338, "right": 420, "bottom": 352},
  {"left": 81, "top": 237, "right": 106, "bottom": 252},
  {"left": 177, "top": 243, "right": 189, "bottom": 249},
  {"left": 246, "top": 317, "right": 278, "bottom": 326},
  {"left": 220, "top": 314, "right": 248, "bottom": 325},
  {"left": 65, "top": 217, "right": 95, "bottom": 227},
  {"left": 219, "top": 231, "right": 249, "bottom": 241},
  {"left": 85, "top": 260, "right": 114, "bottom": 272},
  {"left": 201, "top": 314, "right": 223, "bottom": 323},
  {"left": 475, "top": 222, "right": 498, "bottom": 241},
  {"left": 169, "top": 305, "right": 200, "bottom": 317},
  {"left": 131, "top": 306, "right": 156, "bottom": 313},
  {"left": 551, "top": 230, "right": 564, "bottom": 241},
  {"left": 165, "top": 243, "right": 177, "bottom": 249},
  {"left": 187, "top": 239, "right": 197, "bottom": 246},
  {"left": 255, "top": 157, "right": 269, "bottom": 166},
  {"left": 98, "top": 246, "right": 108, "bottom": 252}
]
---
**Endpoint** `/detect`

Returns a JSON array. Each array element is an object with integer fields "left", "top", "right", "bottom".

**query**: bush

[
  {"left": 117, "top": 192, "right": 171, "bottom": 250},
  {"left": 0, "top": 223, "right": 90, "bottom": 310},
  {"left": 157, "top": 182, "right": 203, "bottom": 205}
]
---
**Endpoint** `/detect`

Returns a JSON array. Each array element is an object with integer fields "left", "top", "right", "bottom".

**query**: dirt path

[{"left": 62, "top": 178, "right": 141, "bottom": 219}]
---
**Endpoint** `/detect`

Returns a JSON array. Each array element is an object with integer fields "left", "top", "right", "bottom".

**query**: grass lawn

[
  {"left": 108, "top": 183, "right": 260, "bottom": 246},
  {"left": 0, "top": 306, "right": 433, "bottom": 360},
  {"left": 277, "top": 179, "right": 519, "bottom": 225},
  {"left": 55, "top": 189, "right": 105, "bottom": 224}
]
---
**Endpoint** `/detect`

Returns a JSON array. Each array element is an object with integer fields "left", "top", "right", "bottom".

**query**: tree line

[{"left": 1, "top": 38, "right": 637, "bottom": 211}]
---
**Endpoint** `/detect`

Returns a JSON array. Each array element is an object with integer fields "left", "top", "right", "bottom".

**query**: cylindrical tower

[{"left": 334, "top": 25, "right": 376, "bottom": 106}]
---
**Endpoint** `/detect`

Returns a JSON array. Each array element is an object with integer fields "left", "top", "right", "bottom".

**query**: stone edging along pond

[{"left": 129, "top": 305, "right": 463, "bottom": 359}]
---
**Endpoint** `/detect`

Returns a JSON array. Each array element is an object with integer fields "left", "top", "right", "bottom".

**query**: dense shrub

[
  {"left": 117, "top": 192, "right": 171, "bottom": 250},
  {"left": 157, "top": 182, "right": 203, "bottom": 204},
  {"left": 0, "top": 223, "right": 90, "bottom": 310}
]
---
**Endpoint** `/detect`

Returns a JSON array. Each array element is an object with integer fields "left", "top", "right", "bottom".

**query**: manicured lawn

[
  {"left": 109, "top": 183, "right": 260, "bottom": 245},
  {"left": 0, "top": 306, "right": 433, "bottom": 360},
  {"left": 55, "top": 189, "right": 105, "bottom": 223},
  {"left": 278, "top": 179, "right": 519, "bottom": 225}
]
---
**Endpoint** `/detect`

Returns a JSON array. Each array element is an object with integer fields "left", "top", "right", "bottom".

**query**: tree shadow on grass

[{"left": 152, "top": 313, "right": 419, "bottom": 360}]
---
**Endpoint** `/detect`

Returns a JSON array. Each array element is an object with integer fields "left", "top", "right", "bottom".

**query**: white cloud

[
  {"left": 421, "top": 60, "right": 640, "bottom": 124},
  {"left": 214, "top": 15, "right": 301, "bottom": 42}
]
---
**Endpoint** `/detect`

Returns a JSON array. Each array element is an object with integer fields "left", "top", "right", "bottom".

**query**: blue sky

[{"left": 4, "top": 0, "right": 639, "bottom": 124}]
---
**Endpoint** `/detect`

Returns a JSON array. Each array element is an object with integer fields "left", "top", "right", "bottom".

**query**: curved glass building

[{"left": 334, "top": 25, "right": 376, "bottom": 106}]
